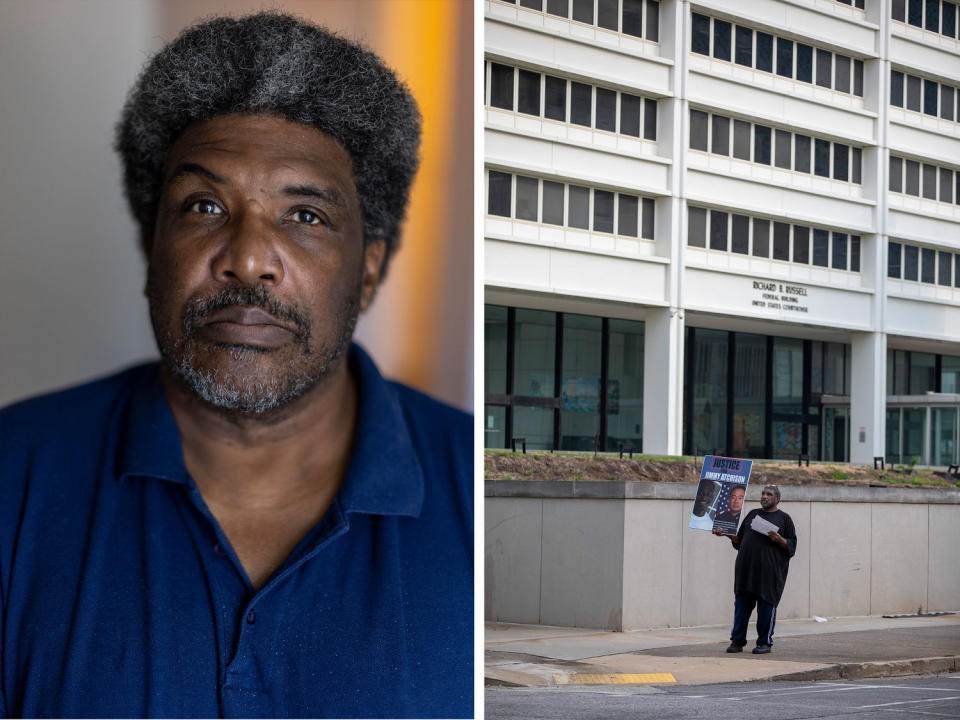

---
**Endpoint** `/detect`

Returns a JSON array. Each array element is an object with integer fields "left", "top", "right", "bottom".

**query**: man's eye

[
  {"left": 290, "top": 209, "right": 322, "bottom": 225},
  {"left": 187, "top": 200, "right": 224, "bottom": 215}
]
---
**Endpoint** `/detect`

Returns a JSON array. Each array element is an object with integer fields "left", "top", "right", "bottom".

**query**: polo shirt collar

[{"left": 116, "top": 344, "right": 424, "bottom": 519}]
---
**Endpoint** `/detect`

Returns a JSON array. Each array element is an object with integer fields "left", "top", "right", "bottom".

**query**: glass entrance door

[{"left": 931, "top": 408, "right": 958, "bottom": 467}]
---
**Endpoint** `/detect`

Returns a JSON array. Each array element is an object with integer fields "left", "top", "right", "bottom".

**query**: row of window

[
  {"left": 892, "top": 0, "right": 959, "bottom": 38},
  {"left": 691, "top": 13, "right": 864, "bottom": 98},
  {"left": 888, "top": 241, "right": 960, "bottom": 286},
  {"left": 834, "top": 0, "right": 866, "bottom": 8},
  {"left": 487, "top": 170, "right": 656, "bottom": 239},
  {"left": 690, "top": 109, "right": 863, "bottom": 184},
  {"left": 891, "top": 69, "right": 959, "bottom": 122},
  {"left": 687, "top": 206, "right": 862, "bottom": 272},
  {"left": 889, "top": 156, "right": 960, "bottom": 204},
  {"left": 495, "top": 0, "right": 660, "bottom": 41},
  {"left": 486, "top": 62, "right": 658, "bottom": 140},
  {"left": 888, "top": 349, "right": 960, "bottom": 396}
]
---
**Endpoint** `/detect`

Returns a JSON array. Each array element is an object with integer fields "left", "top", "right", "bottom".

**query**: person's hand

[
  {"left": 767, "top": 530, "right": 787, "bottom": 549},
  {"left": 712, "top": 528, "right": 724, "bottom": 536}
]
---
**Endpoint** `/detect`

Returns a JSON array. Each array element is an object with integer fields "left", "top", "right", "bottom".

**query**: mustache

[{"left": 182, "top": 285, "right": 310, "bottom": 340}]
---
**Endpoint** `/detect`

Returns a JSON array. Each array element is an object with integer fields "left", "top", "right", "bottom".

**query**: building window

[
  {"left": 486, "top": 170, "right": 656, "bottom": 239},
  {"left": 893, "top": 0, "right": 959, "bottom": 38},
  {"left": 890, "top": 154, "right": 960, "bottom": 207},
  {"left": 893, "top": 69, "right": 960, "bottom": 124},
  {"left": 690, "top": 14, "right": 864, "bottom": 97},
  {"left": 504, "top": 0, "right": 661, "bottom": 41}
]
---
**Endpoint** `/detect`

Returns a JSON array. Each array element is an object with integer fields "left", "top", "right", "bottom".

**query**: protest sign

[{"left": 688, "top": 455, "right": 753, "bottom": 533}]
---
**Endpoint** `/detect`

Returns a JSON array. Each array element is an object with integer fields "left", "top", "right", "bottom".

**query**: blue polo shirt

[{"left": 0, "top": 346, "right": 473, "bottom": 718}]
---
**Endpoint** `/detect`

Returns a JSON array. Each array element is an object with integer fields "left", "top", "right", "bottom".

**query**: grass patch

[{"left": 831, "top": 468, "right": 850, "bottom": 480}]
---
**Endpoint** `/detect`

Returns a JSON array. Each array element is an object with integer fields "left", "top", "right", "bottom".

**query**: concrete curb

[{"left": 769, "top": 656, "right": 959, "bottom": 682}]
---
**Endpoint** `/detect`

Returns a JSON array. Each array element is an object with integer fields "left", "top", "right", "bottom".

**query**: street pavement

[{"left": 486, "top": 613, "right": 960, "bottom": 688}]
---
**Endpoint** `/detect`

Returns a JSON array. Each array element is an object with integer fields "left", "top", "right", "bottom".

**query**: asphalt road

[{"left": 486, "top": 674, "right": 960, "bottom": 719}]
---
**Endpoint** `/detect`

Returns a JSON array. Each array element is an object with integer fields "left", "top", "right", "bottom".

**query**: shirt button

[{"left": 246, "top": 610, "right": 256, "bottom": 625}]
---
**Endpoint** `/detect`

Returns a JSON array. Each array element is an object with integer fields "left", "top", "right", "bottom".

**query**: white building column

[
  {"left": 850, "top": 331, "right": 886, "bottom": 464},
  {"left": 643, "top": 307, "right": 685, "bottom": 455}
]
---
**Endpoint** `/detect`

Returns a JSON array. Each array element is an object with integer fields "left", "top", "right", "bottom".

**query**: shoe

[
  {"left": 726, "top": 643, "right": 743, "bottom": 653},
  {"left": 752, "top": 644, "right": 771, "bottom": 654}
]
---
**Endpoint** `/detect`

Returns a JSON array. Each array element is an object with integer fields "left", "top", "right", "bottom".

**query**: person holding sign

[{"left": 713, "top": 485, "right": 797, "bottom": 654}]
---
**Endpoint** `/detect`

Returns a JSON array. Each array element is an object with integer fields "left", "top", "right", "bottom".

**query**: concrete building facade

[{"left": 484, "top": 0, "right": 960, "bottom": 465}]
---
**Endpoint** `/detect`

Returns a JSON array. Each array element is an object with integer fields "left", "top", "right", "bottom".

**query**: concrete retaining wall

[{"left": 485, "top": 480, "right": 960, "bottom": 630}]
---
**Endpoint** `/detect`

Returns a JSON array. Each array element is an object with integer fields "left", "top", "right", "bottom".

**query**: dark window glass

[
  {"left": 622, "top": 0, "right": 643, "bottom": 37},
  {"left": 793, "top": 226, "right": 810, "bottom": 263},
  {"left": 520, "top": 0, "right": 543, "bottom": 8},
  {"left": 942, "top": 86, "right": 955, "bottom": 121},
  {"left": 956, "top": 255, "right": 960, "bottom": 287},
  {"left": 773, "top": 222, "right": 790, "bottom": 260},
  {"left": 904, "top": 244, "right": 919, "bottom": 280},
  {"left": 618, "top": 194, "right": 638, "bottom": 236},
  {"left": 833, "top": 143, "right": 849, "bottom": 181},
  {"left": 794, "top": 134, "right": 811, "bottom": 173},
  {"left": 957, "top": 171, "right": 960, "bottom": 205},
  {"left": 939, "top": 251, "right": 952, "bottom": 285},
  {"left": 643, "top": 98, "right": 657, "bottom": 140},
  {"left": 735, "top": 26, "right": 752, "bottom": 66},
  {"left": 712, "top": 115, "right": 730, "bottom": 155},
  {"left": 856, "top": 0, "right": 865, "bottom": 7},
  {"left": 922, "top": 164, "right": 937, "bottom": 200},
  {"left": 892, "top": 0, "right": 906, "bottom": 20},
  {"left": 944, "top": 2, "right": 957, "bottom": 38},
  {"left": 545, "top": 75, "right": 567, "bottom": 121},
  {"left": 731, "top": 213, "right": 749, "bottom": 254},
  {"left": 752, "top": 218, "right": 769, "bottom": 257},
  {"left": 815, "top": 139, "right": 830, "bottom": 177},
  {"left": 490, "top": 63, "right": 514, "bottom": 110},
  {"left": 832, "top": 232, "right": 848, "bottom": 270},
  {"left": 570, "top": 82, "right": 592, "bottom": 126},
  {"left": 941, "top": 168, "right": 954, "bottom": 202},
  {"left": 488, "top": 171, "right": 512, "bottom": 216},
  {"left": 852, "top": 147, "right": 862, "bottom": 184},
  {"left": 854, "top": 59, "right": 863, "bottom": 96},
  {"left": 835, "top": 55, "right": 851, "bottom": 94},
  {"left": 710, "top": 211, "right": 728, "bottom": 251},
  {"left": 547, "top": 0, "right": 568, "bottom": 17},
  {"left": 543, "top": 181, "right": 564, "bottom": 225},
  {"left": 813, "top": 229, "right": 829, "bottom": 267},
  {"left": 775, "top": 129, "right": 791, "bottom": 169},
  {"left": 518, "top": 69, "right": 541, "bottom": 116},
  {"left": 888, "top": 241, "right": 902, "bottom": 278},
  {"left": 595, "top": 88, "right": 616, "bottom": 131},
  {"left": 777, "top": 38, "right": 793, "bottom": 77},
  {"left": 796, "top": 44, "right": 813, "bottom": 83},
  {"left": 756, "top": 32, "right": 773, "bottom": 72},
  {"left": 924, "top": 79, "right": 938, "bottom": 116},
  {"left": 641, "top": 197, "right": 655, "bottom": 239},
  {"left": 851, "top": 236, "right": 860, "bottom": 272},
  {"left": 713, "top": 19, "right": 731, "bottom": 61},
  {"left": 754, "top": 125, "right": 771, "bottom": 165},
  {"left": 908, "top": 0, "right": 923, "bottom": 25},
  {"left": 620, "top": 94, "right": 641, "bottom": 136},
  {"left": 688, "top": 206, "right": 707, "bottom": 247},
  {"left": 597, "top": 0, "right": 618, "bottom": 30},
  {"left": 816, "top": 49, "right": 832, "bottom": 88},
  {"left": 691, "top": 13, "right": 710, "bottom": 55},
  {"left": 572, "top": 0, "right": 593, "bottom": 23},
  {"left": 646, "top": 0, "right": 659, "bottom": 41},
  {"left": 907, "top": 75, "right": 921, "bottom": 111},
  {"left": 594, "top": 189, "right": 614, "bottom": 233},
  {"left": 926, "top": 0, "right": 940, "bottom": 31},
  {"left": 516, "top": 176, "right": 539, "bottom": 221},
  {"left": 921, "top": 247, "right": 936, "bottom": 283},
  {"left": 733, "top": 119, "right": 751, "bottom": 160},
  {"left": 890, "top": 156, "right": 903, "bottom": 192},
  {"left": 690, "top": 109, "right": 709, "bottom": 150},
  {"left": 568, "top": 185, "right": 589, "bottom": 229},
  {"left": 891, "top": 70, "right": 904, "bottom": 106},
  {"left": 905, "top": 159, "right": 920, "bottom": 195}
]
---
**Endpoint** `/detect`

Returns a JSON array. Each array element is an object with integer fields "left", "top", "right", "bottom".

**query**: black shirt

[{"left": 734, "top": 508, "right": 797, "bottom": 606}]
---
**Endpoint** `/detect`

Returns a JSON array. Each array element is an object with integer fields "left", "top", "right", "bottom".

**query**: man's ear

[{"left": 359, "top": 239, "right": 387, "bottom": 311}]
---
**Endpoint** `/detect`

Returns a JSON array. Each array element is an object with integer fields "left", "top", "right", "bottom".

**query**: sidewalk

[{"left": 486, "top": 613, "right": 960, "bottom": 687}]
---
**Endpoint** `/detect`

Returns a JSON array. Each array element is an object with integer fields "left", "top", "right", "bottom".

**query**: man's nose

[{"left": 211, "top": 208, "right": 285, "bottom": 285}]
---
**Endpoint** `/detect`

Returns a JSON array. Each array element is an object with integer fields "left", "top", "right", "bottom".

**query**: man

[
  {"left": 714, "top": 485, "right": 746, "bottom": 532},
  {"left": 713, "top": 484, "right": 797, "bottom": 655},
  {"left": 0, "top": 13, "right": 471, "bottom": 719}
]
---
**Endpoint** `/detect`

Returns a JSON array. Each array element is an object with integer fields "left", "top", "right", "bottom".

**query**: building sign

[{"left": 751, "top": 279, "right": 810, "bottom": 314}]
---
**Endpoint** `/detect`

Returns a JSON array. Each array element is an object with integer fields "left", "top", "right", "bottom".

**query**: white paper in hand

[{"left": 750, "top": 514, "right": 779, "bottom": 536}]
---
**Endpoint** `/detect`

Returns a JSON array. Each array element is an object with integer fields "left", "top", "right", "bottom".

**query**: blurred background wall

[{"left": 0, "top": 0, "right": 473, "bottom": 410}]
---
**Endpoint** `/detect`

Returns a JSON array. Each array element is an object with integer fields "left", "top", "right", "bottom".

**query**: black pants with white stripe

[{"left": 731, "top": 592, "right": 777, "bottom": 648}]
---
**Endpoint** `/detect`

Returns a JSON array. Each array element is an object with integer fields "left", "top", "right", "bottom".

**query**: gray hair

[
  {"left": 763, "top": 484, "right": 781, "bottom": 501},
  {"left": 115, "top": 11, "right": 421, "bottom": 275}
]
